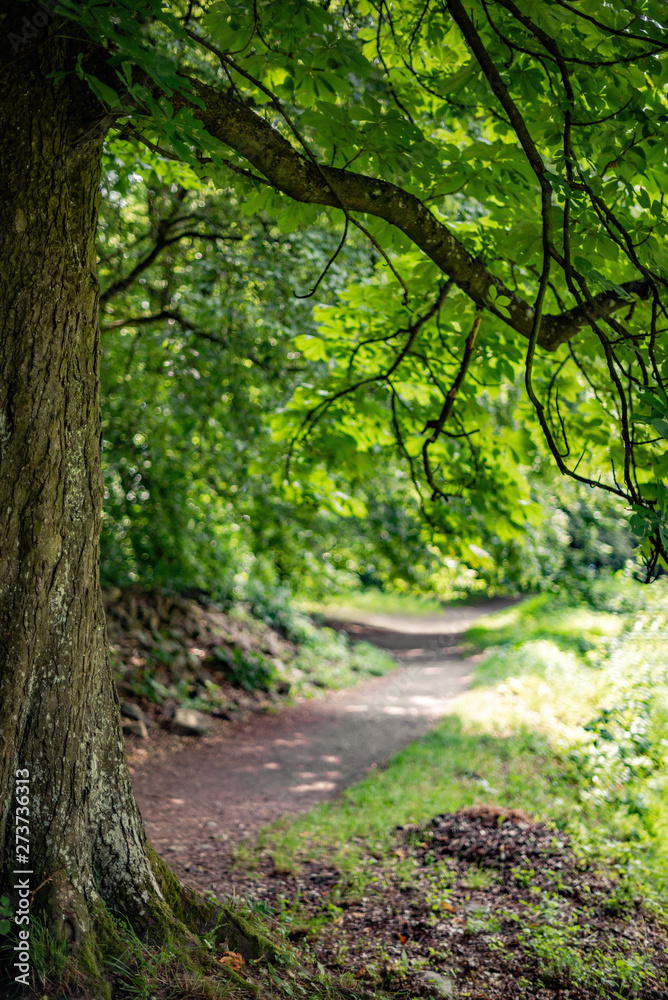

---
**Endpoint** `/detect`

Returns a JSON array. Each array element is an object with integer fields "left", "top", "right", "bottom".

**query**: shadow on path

[{"left": 131, "top": 598, "right": 515, "bottom": 888}]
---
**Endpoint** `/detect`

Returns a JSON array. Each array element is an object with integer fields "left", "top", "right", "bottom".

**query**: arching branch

[{"left": 171, "top": 81, "right": 650, "bottom": 353}]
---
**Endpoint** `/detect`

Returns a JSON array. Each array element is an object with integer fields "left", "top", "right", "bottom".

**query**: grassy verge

[
  {"left": 298, "top": 588, "right": 446, "bottom": 618},
  {"left": 222, "top": 580, "right": 668, "bottom": 999}
]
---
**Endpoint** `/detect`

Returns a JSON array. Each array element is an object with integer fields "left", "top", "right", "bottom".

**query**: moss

[
  {"left": 75, "top": 936, "right": 112, "bottom": 1000},
  {"left": 146, "top": 840, "right": 217, "bottom": 932},
  {"left": 52, "top": 903, "right": 122, "bottom": 1000},
  {"left": 216, "top": 905, "right": 279, "bottom": 962},
  {"left": 89, "top": 899, "right": 125, "bottom": 960},
  {"left": 12, "top": 847, "right": 282, "bottom": 997},
  {"left": 216, "top": 962, "right": 261, "bottom": 995},
  {"left": 146, "top": 840, "right": 279, "bottom": 964}
]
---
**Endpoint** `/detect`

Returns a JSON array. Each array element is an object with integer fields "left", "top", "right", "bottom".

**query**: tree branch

[
  {"left": 100, "top": 228, "right": 243, "bottom": 303},
  {"left": 100, "top": 309, "right": 201, "bottom": 333},
  {"left": 172, "top": 80, "right": 649, "bottom": 352}
]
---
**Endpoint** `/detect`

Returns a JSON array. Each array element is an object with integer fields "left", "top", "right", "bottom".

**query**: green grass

[
  {"left": 463, "top": 592, "right": 623, "bottom": 664},
  {"left": 298, "top": 588, "right": 446, "bottom": 618},
  {"left": 250, "top": 582, "right": 668, "bottom": 906},
  {"left": 258, "top": 721, "right": 558, "bottom": 871}
]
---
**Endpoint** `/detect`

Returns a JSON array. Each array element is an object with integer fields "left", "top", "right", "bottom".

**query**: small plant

[
  {"left": 129, "top": 669, "right": 169, "bottom": 704},
  {"left": 0, "top": 895, "right": 11, "bottom": 934},
  {"left": 459, "top": 866, "right": 499, "bottom": 890},
  {"left": 511, "top": 865, "right": 536, "bottom": 888},
  {"left": 202, "top": 905, "right": 234, "bottom": 953},
  {"left": 464, "top": 910, "right": 501, "bottom": 936},
  {"left": 211, "top": 645, "right": 276, "bottom": 691},
  {"left": 543, "top": 867, "right": 566, "bottom": 892},
  {"left": 424, "top": 867, "right": 457, "bottom": 921},
  {"left": 519, "top": 918, "right": 654, "bottom": 997},
  {"left": 519, "top": 921, "right": 585, "bottom": 987},
  {"left": 244, "top": 895, "right": 276, "bottom": 919},
  {"left": 590, "top": 950, "right": 652, "bottom": 998}
]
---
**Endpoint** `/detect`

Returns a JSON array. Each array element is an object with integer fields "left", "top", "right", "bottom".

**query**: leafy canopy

[{"left": 53, "top": 0, "right": 668, "bottom": 577}]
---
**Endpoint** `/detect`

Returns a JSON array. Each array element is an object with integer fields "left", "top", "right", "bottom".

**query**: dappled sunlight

[
  {"left": 465, "top": 594, "right": 627, "bottom": 668},
  {"left": 456, "top": 638, "right": 600, "bottom": 742},
  {"left": 556, "top": 608, "right": 623, "bottom": 637},
  {"left": 381, "top": 705, "right": 420, "bottom": 716},
  {"left": 288, "top": 780, "right": 338, "bottom": 794}
]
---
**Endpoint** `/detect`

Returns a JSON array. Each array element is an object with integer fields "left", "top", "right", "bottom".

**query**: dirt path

[{"left": 132, "top": 598, "right": 513, "bottom": 895}]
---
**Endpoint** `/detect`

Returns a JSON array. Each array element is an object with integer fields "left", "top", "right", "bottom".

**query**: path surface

[{"left": 132, "top": 599, "right": 513, "bottom": 894}]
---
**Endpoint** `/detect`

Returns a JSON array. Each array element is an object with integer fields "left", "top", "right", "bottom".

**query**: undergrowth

[
  {"left": 108, "top": 587, "right": 395, "bottom": 724},
  {"left": 231, "top": 578, "right": 668, "bottom": 997}
]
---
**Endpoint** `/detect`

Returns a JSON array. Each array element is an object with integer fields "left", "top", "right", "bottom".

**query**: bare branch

[{"left": 100, "top": 228, "right": 243, "bottom": 303}]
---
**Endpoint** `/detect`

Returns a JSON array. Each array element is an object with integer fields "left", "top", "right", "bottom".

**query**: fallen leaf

[{"left": 219, "top": 951, "right": 244, "bottom": 972}]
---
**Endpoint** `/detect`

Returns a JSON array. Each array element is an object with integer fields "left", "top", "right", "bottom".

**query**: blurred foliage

[
  {"left": 80, "top": 0, "right": 667, "bottom": 606},
  {"left": 97, "top": 151, "right": 643, "bottom": 606},
  {"left": 98, "top": 149, "right": 381, "bottom": 598},
  {"left": 461, "top": 583, "right": 668, "bottom": 866}
]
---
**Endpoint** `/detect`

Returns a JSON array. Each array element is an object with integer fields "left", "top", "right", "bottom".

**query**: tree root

[{"left": 1, "top": 844, "right": 279, "bottom": 998}]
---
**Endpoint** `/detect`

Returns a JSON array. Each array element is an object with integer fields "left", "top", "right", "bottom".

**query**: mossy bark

[
  {"left": 0, "top": 15, "right": 167, "bottom": 943},
  {"left": 0, "top": 17, "right": 262, "bottom": 985}
]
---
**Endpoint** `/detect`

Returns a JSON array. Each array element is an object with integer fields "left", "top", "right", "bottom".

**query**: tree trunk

[{"left": 0, "top": 25, "right": 171, "bottom": 960}]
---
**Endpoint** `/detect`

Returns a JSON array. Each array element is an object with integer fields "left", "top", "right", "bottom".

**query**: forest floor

[
  {"left": 128, "top": 588, "right": 668, "bottom": 1000},
  {"left": 130, "top": 599, "right": 514, "bottom": 887}
]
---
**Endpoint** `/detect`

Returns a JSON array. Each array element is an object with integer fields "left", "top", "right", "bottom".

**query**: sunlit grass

[
  {"left": 298, "top": 588, "right": 445, "bottom": 618},
  {"left": 256, "top": 719, "right": 561, "bottom": 871},
  {"left": 463, "top": 592, "right": 623, "bottom": 662},
  {"left": 250, "top": 586, "right": 668, "bottom": 908}
]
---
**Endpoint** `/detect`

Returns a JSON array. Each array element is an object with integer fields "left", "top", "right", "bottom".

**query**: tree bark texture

[{"left": 0, "top": 26, "right": 164, "bottom": 945}]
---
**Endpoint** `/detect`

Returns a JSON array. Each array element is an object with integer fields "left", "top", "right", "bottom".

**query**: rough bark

[
  {"left": 0, "top": 33, "right": 275, "bottom": 990},
  {"left": 0, "top": 25, "right": 168, "bottom": 956}
]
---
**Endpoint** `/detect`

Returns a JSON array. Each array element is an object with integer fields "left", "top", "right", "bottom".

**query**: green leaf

[
  {"left": 651, "top": 418, "right": 668, "bottom": 439},
  {"left": 84, "top": 73, "right": 121, "bottom": 108}
]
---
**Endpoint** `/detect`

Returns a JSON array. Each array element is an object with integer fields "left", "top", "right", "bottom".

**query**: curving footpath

[{"left": 131, "top": 599, "right": 514, "bottom": 893}]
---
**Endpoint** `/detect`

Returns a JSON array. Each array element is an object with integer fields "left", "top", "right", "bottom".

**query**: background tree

[{"left": 1, "top": 0, "right": 666, "bottom": 974}]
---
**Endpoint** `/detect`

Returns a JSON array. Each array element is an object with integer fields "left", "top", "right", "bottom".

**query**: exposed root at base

[{"left": 0, "top": 845, "right": 278, "bottom": 1000}]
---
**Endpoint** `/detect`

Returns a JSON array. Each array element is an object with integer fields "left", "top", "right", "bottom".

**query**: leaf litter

[{"left": 200, "top": 805, "right": 668, "bottom": 999}]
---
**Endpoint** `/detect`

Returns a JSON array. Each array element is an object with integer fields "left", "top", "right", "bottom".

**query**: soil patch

[{"left": 208, "top": 808, "right": 668, "bottom": 999}]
